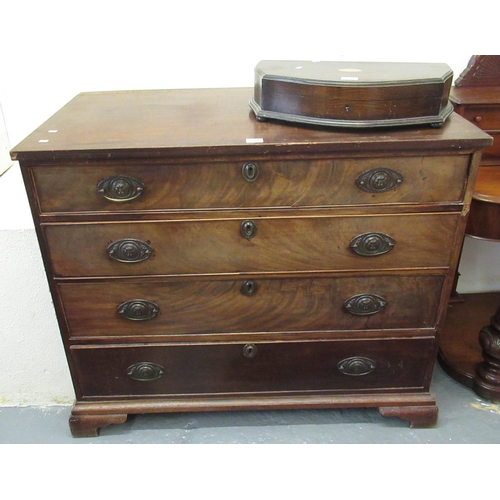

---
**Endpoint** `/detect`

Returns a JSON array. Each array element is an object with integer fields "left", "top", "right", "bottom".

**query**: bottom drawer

[{"left": 72, "top": 338, "right": 435, "bottom": 398}]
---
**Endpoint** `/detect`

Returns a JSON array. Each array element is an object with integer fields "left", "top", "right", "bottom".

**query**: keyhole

[
  {"left": 243, "top": 344, "right": 257, "bottom": 358},
  {"left": 242, "top": 162, "right": 259, "bottom": 182},
  {"left": 241, "top": 220, "right": 257, "bottom": 240},
  {"left": 241, "top": 280, "right": 257, "bottom": 296}
]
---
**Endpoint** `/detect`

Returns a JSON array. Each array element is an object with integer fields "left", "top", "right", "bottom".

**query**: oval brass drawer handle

[
  {"left": 242, "top": 162, "right": 259, "bottom": 182},
  {"left": 338, "top": 357, "right": 376, "bottom": 376},
  {"left": 97, "top": 175, "right": 145, "bottom": 202},
  {"left": 118, "top": 299, "right": 159, "bottom": 321},
  {"left": 127, "top": 362, "right": 164, "bottom": 381},
  {"left": 344, "top": 294, "right": 387, "bottom": 316},
  {"left": 355, "top": 168, "right": 403, "bottom": 193},
  {"left": 349, "top": 232, "right": 395, "bottom": 257},
  {"left": 241, "top": 220, "right": 258, "bottom": 240},
  {"left": 107, "top": 238, "right": 153, "bottom": 263}
]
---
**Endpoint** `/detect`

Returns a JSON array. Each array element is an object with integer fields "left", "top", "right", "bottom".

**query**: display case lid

[{"left": 254, "top": 60, "right": 453, "bottom": 86}]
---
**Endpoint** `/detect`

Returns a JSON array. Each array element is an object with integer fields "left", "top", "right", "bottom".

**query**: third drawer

[{"left": 59, "top": 275, "right": 445, "bottom": 340}]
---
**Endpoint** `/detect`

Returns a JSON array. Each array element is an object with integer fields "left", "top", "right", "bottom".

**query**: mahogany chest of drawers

[{"left": 11, "top": 88, "right": 491, "bottom": 437}]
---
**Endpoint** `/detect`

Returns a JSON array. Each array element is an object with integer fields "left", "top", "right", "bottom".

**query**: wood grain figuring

[
  {"left": 31, "top": 155, "right": 469, "bottom": 214},
  {"left": 59, "top": 275, "right": 444, "bottom": 340},
  {"left": 43, "top": 213, "right": 460, "bottom": 277}
]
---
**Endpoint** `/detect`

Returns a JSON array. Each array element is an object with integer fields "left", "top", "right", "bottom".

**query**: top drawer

[{"left": 30, "top": 156, "right": 469, "bottom": 214}]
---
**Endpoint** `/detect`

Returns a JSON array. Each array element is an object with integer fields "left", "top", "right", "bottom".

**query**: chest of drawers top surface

[{"left": 11, "top": 88, "right": 491, "bottom": 162}]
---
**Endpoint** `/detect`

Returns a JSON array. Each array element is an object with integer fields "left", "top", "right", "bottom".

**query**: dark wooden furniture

[
  {"left": 11, "top": 88, "right": 491, "bottom": 437},
  {"left": 250, "top": 60, "right": 454, "bottom": 128},
  {"left": 438, "top": 56, "right": 500, "bottom": 402}
]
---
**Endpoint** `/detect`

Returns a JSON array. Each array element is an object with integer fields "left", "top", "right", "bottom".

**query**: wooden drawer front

[
  {"left": 59, "top": 275, "right": 444, "bottom": 340},
  {"left": 461, "top": 105, "right": 500, "bottom": 130},
  {"left": 31, "top": 156, "right": 469, "bottom": 214},
  {"left": 44, "top": 213, "right": 459, "bottom": 277},
  {"left": 72, "top": 338, "right": 434, "bottom": 398}
]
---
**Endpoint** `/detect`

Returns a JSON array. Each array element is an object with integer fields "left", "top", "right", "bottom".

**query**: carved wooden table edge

[{"left": 69, "top": 393, "right": 438, "bottom": 437}]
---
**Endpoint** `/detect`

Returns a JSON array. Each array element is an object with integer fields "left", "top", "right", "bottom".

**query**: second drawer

[
  {"left": 59, "top": 275, "right": 444, "bottom": 340},
  {"left": 44, "top": 213, "right": 460, "bottom": 277}
]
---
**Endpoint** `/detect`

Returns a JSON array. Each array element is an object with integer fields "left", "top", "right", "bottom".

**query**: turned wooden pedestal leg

[{"left": 473, "top": 303, "right": 500, "bottom": 402}]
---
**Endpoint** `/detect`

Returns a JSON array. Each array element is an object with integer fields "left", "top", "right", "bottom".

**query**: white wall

[{"left": 0, "top": 1, "right": 497, "bottom": 406}]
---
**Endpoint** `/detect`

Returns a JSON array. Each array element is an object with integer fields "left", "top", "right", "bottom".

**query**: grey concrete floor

[{"left": 1, "top": 363, "right": 499, "bottom": 444}]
